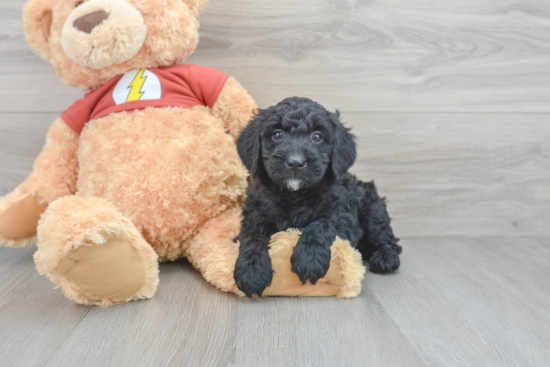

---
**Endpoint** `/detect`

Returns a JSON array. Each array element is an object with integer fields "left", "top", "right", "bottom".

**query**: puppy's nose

[
  {"left": 286, "top": 156, "right": 306, "bottom": 170},
  {"left": 73, "top": 11, "right": 109, "bottom": 34}
]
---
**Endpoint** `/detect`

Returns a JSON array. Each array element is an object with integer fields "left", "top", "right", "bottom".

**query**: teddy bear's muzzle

[{"left": 61, "top": 0, "right": 147, "bottom": 70}]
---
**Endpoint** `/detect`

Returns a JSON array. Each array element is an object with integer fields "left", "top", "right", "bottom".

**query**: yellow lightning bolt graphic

[{"left": 126, "top": 69, "right": 147, "bottom": 102}]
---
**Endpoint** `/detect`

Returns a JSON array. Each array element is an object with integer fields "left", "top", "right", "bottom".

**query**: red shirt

[{"left": 61, "top": 64, "right": 230, "bottom": 134}]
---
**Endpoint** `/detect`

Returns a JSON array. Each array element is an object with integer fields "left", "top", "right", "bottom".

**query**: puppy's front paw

[
  {"left": 290, "top": 236, "right": 331, "bottom": 285},
  {"left": 369, "top": 245, "right": 401, "bottom": 274},
  {"left": 234, "top": 251, "right": 273, "bottom": 298}
]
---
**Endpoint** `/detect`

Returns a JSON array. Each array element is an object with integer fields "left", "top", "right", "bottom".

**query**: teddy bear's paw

[
  {"left": 50, "top": 234, "right": 157, "bottom": 306},
  {"left": 263, "top": 230, "right": 367, "bottom": 298},
  {"left": 33, "top": 195, "right": 159, "bottom": 306},
  {"left": 0, "top": 192, "right": 48, "bottom": 248}
]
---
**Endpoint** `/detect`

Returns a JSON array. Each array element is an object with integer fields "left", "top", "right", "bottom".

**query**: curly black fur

[{"left": 234, "top": 97, "right": 402, "bottom": 298}]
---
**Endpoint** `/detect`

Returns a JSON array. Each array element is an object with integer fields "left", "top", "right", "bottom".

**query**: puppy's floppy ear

[
  {"left": 331, "top": 111, "right": 356, "bottom": 177},
  {"left": 237, "top": 110, "right": 264, "bottom": 178},
  {"left": 23, "top": 0, "right": 56, "bottom": 61}
]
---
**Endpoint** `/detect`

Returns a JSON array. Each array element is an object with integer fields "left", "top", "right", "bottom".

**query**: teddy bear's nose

[{"left": 73, "top": 10, "right": 109, "bottom": 34}]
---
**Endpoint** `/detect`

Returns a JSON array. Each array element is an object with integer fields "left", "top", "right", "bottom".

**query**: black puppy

[{"left": 234, "top": 97, "right": 402, "bottom": 298}]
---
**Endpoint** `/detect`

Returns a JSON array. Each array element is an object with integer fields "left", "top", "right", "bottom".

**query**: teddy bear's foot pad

[
  {"left": 263, "top": 229, "right": 367, "bottom": 298},
  {"left": 0, "top": 193, "right": 48, "bottom": 247},
  {"left": 56, "top": 235, "right": 146, "bottom": 304}
]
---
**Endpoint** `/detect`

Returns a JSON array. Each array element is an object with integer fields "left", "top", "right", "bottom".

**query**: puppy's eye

[
  {"left": 272, "top": 130, "right": 284, "bottom": 141},
  {"left": 76, "top": 1, "right": 84, "bottom": 7},
  {"left": 312, "top": 132, "right": 323, "bottom": 143}
]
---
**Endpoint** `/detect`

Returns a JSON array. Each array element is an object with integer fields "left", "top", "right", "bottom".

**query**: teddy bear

[{"left": 0, "top": 0, "right": 365, "bottom": 306}]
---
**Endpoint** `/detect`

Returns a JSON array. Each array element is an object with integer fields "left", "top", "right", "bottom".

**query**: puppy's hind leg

[{"left": 356, "top": 181, "right": 402, "bottom": 274}]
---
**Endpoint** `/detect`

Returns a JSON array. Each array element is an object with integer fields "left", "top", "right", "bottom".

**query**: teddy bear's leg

[
  {"left": 185, "top": 207, "right": 243, "bottom": 295},
  {"left": 263, "top": 231, "right": 366, "bottom": 298},
  {"left": 0, "top": 119, "right": 79, "bottom": 248},
  {"left": 185, "top": 208, "right": 366, "bottom": 298},
  {"left": 34, "top": 195, "right": 159, "bottom": 306}
]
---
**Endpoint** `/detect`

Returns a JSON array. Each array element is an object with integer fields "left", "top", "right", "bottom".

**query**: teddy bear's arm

[
  {"left": 211, "top": 77, "right": 257, "bottom": 141},
  {"left": 0, "top": 119, "right": 79, "bottom": 248}
]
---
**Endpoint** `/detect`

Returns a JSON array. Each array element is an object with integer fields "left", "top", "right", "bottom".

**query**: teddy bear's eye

[{"left": 76, "top": 1, "right": 84, "bottom": 7}]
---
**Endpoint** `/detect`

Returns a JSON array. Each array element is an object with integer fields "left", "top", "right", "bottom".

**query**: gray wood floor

[
  {"left": 1, "top": 238, "right": 549, "bottom": 367},
  {"left": 1, "top": 0, "right": 549, "bottom": 366}
]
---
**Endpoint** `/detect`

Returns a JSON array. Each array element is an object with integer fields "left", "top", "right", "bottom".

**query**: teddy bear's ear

[
  {"left": 183, "top": 0, "right": 209, "bottom": 16},
  {"left": 23, "top": 0, "right": 56, "bottom": 61}
]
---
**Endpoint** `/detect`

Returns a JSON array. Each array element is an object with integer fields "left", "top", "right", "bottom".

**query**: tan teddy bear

[{"left": 0, "top": 0, "right": 365, "bottom": 306}]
